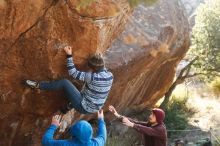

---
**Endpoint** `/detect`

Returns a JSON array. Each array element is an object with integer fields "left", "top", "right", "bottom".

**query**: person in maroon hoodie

[{"left": 109, "top": 105, "right": 167, "bottom": 146}]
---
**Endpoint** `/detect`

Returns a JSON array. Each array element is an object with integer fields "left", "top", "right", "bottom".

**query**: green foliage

[
  {"left": 209, "top": 77, "right": 220, "bottom": 97},
  {"left": 164, "top": 96, "right": 196, "bottom": 133},
  {"left": 190, "top": 0, "right": 220, "bottom": 79},
  {"left": 128, "top": 0, "right": 158, "bottom": 7}
]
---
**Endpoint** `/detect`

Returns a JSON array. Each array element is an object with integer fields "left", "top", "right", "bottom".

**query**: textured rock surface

[
  {"left": 104, "top": 0, "right": 190, "bottom": 112},
  {"left": 0, "top": 0, "right": 189, "bottom": 145}
]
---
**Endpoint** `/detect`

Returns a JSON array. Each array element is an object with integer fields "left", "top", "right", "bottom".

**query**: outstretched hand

[
  {"left": 64, "top": 46, "right": 72, "bottom": 55},
  {"left": 51, "top": 115, "right": 62, "bottom": 127},
  {"left": 109, "top": 105, "right": 121, "bottom": 118}
]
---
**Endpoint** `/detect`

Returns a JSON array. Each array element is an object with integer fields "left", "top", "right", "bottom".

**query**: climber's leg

[
  {"left": 39, "top": 79, "right": 74, "bottom": 91},
  {"left": 26, "top": 79, "right": 88, "bottom": 114},
  {"left": 40, "top": 79, "right": 88, "bottom": 114}
]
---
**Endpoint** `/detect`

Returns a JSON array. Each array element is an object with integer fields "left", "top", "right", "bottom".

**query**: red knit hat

[{"left": 152, "top": 108, "right": 165, "bottom": 124}]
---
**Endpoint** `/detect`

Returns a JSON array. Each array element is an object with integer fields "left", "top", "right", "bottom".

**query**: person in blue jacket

[{"left": 42, "top": 110, "right": 107, "bottom": 146}]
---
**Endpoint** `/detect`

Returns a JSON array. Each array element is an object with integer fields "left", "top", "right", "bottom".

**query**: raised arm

[
  {"left": 127, "top": 118, "right": 149, "bottom": 126},
  {"left": 108, "top": 105, "right": 148, "bottom": 126},
  {"left": 64, "top": 46, "right": 92, "bottom": 83},
  {"left": 42, "top": 115, "right": 65, "bottom": 146},
  {"left": 94, "top": 110, "right": 107, "bottom": 146}
]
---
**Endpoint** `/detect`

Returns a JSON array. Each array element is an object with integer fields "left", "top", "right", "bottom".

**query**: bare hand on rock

[{"left": 64, "top": 46, "right": 72, "bottom": 55}]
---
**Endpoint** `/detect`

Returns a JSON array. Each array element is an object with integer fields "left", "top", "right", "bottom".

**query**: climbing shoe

[{"left": 25, "top": 80, "right": 39, "bottom": 89}]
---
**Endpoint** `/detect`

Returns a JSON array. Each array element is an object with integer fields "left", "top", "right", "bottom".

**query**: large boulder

[{"left": 0, "top": 0, "right": 189, "bottom": 145}]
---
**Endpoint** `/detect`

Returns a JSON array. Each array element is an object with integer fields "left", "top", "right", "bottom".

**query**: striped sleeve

[{"left": 66, "top": 55, "right": 92, "bottom": 83}]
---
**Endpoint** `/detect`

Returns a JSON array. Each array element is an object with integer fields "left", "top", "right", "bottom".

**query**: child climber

[{"left": 26, "top": 46, "right": 113, "bottom": 114}]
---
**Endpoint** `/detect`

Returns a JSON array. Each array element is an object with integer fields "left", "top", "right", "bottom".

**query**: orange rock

[{"left": 0, "top": 0, "right": 190, "bottom": 145}]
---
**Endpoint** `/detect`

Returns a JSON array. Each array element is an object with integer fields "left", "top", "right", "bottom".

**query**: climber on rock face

[
  {"left": 108, "top": 105, "right": 167, "bottom": 146},
  {"left": 25, "top": 46, "right": 113, "bottom": 114},
  {"left": 42, "top": 110, "right": 107, "bottom": 146}
]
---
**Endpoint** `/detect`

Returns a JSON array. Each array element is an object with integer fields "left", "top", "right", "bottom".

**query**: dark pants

[{"left": 39, "top": 79, "right": 89, "bottom": 114}]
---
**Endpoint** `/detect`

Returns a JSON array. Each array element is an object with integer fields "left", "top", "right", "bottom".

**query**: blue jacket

[{"left": 42, "top": 118, "right": 106, "bottom": 146}]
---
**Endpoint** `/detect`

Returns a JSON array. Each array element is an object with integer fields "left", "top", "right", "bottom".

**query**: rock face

[
  {"left": 104, "top": 0, "right": 190, "bottom": 111},
  {"left": 0, "top": 0, "right": 189, "bottom": 145}
]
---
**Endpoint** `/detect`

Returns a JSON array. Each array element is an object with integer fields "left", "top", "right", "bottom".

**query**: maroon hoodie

[{"left": 130, "top": 118, "right": 167, "bottom": 146}]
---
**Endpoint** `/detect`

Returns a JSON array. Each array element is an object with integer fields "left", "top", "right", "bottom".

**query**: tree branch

[{"left": 178, "top": 57, "right": 198, "bottom": 78}]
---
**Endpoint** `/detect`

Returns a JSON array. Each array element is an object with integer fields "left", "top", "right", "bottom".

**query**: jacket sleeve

[
  {"left": 127, "top": 117, "right": 149, "bottom": 126},
  {"left": 133, "top": 124, "right": 166, "bottom": 139},
  {"left": 94, "top": 118, "right": 107, "bottom": 146},
  {"left": 66, "top": 55, "right": 92, "bottom": 83},
  {"left": 42, "top": 125, "right": 66, "bottom": 146}
]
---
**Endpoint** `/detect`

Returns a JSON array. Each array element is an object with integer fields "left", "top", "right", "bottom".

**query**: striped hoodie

[{"left": 67, "top": 55, "right": 113, "bottom": 113}]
